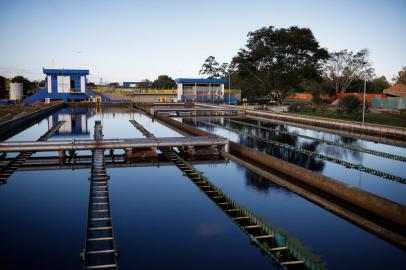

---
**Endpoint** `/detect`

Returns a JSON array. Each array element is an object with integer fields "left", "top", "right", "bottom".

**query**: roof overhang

[
  {"left": 175, "top": 78, "right": 227, "bottom": 84},
  {"left": 43, "top": 68, "right": 89, "bottom": 76}
]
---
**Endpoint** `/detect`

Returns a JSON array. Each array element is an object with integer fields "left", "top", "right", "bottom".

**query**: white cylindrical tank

[{"left": 10, "top": 83, "right": 23, "bottom": 100}]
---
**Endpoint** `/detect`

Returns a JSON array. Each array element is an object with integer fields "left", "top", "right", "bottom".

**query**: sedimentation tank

[{"left": 9, "top": 82, "right": 23, "bottom": 100}]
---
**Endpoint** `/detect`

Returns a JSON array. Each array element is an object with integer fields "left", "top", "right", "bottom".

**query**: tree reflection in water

[
  {"left": 225, "top": 121, "right": 326, "bottom": 173},
  {"left": 241, "top": 118, "right": 364, "bottom": 162}
]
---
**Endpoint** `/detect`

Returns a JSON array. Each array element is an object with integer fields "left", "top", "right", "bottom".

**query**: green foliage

[
  {"left": 345, "top": 76, "right": 389, "bottom": 93},
  {"left": 371, "top": 76, "right": 390, "bottom": 92},
  {"left": 11, "top": 75, "right": 25, "bottom": 83},
  {"left": 395, "top": 66, "right": 406, "bottom": 85},
  {"left": 339, "top": 95, "right": 361, "bottom": 113},
  {"left": 152, "top": 75, "right": 176, "bottom": 89},
  {"left": 199, "top": 56, "right": 220, "bottom": 78},
  {"left": 108, "top": 82, "right": 120, "bottom": 87},
  {"left": 138, "top": 79, "right": 153, "bottom": 89},
  {"left": 232, "top": 26, "right": 328, "bottom": 104},
  {"left": 324, "top": 49, "right": 373, "bottom": 93},
  {"left": 288, "top": 104, "right": 299, "bottom": 112}
]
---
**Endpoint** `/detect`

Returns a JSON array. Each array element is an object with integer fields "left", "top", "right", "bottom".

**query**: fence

[{"left": 372, "top": 97, "right": 406, "bottom": 110}]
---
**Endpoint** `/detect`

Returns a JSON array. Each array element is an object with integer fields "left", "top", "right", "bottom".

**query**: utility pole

[
  {"left": 362, "top": 63, "right": 367, "bottom": 124},
  {"left": 362, "top": 77, "right": 366, "bottom": 124},
  {"left": 228, "top": 72, "right": 231, "bottom": 105}
]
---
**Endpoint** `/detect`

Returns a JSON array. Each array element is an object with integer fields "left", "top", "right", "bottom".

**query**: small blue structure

[
  {"left": 24, "top": 68, "right": 112, "bottom": 104},
  {"left": 175, "top": 78, "right": 227, "bottom": 103}
]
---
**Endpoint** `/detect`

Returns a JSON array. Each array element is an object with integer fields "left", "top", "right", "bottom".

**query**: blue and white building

[
  {"left": 24, "top": 68, "right": 111, "bottom": 104},
  {"left": 175, "top": 78, "right": 226, "bottom": 103},
  {"left": 45, "top": 69, "right": 88, "bottom": 94}
]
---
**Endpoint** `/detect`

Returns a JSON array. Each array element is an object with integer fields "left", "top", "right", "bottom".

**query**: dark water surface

[
  {"left": 0, "top": 107, "right": 405, "bottom": 270},
  {"left": 183, "top": 117, "right": 406, "bottom": 205}
]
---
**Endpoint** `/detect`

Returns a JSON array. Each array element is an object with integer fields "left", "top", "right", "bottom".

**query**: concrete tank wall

[{"left": 10, "top": 83, "right": 23, "bottom": 100}]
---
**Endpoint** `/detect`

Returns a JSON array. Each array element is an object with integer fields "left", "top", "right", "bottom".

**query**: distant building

[
  {"left": 24, "top": 68, "right": 111, "bottom": 104},
  {"left": 122, "top": 82, "right": 140, "bottom": 88},
  {"left": 175, "top": 78, "right": 226, "bottom": 103},
  {"left": 371, "top": 83, "right": 406, "bottom": 110},
  {"left": 45, "top": 69, "right": 88, "bottom": 94}
]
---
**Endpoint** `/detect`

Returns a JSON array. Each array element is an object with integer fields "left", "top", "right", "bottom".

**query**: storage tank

[{"left": 10, "top": 83, "right": 23, "bottom": 100}]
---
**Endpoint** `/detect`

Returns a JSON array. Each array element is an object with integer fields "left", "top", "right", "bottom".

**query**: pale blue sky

[{"left": 0, "top": 0, "right": 405, "bottom": 83}]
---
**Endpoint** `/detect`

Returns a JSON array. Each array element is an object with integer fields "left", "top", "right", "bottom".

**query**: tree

[
  {"left": 138, "top": 79, "right": 152, "bottom": 89},
  {"left": 232, "top": 26, "right": 329, "bottom": 104},
  {"left": 370, "top": 76, "right": 390, "bottom": 92},
  {"left": 152, "top": 75, "right": 176, "bottom": 89},
  {"left": 394, "top": 66, "right": 406, "bottom": 84},
  {"left": 324, "top": 49, "right": 373, "bottom": 94},
  {"left": 299, "top": 80, "right": 322, "bottom": 103},
  {"left": 108, "top": 82, "right": 120, "bottom": 87},
  {"left": 339, "top": 95, "right": 361, "bottom": 113},
  {"left": 218, "top": 62, "right": 229, "bottom": 79},
  {"left": 199, "top": 56, "right": 220, "bottom": 78}
]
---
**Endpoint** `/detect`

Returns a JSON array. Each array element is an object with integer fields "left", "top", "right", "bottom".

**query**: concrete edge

[
  {"left": 246, "top": 110, "right": 406, "bottom": 141},
  {"left": 0, "top": 103, "right": 64, "bottom": 141},
  {"left": 135, "top": 104, "right": 406, "bottom": 226},
  {"left": 224, "top": 151, "right": 406, "bottom": 249}
]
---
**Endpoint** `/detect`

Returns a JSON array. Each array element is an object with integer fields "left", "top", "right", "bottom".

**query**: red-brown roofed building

[{"left": 383, "top": 83, "right": 406, "bottom": 98}]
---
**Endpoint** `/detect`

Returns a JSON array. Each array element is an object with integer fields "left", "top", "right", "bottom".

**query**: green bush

[
  {"left": 339, "top": 95, "right": 361, "bottom": 114},
  {"left": 289, "top": 104, "right": 298, "bottom": 112}
]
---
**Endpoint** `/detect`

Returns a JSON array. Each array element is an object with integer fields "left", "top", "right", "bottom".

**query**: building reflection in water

[{"left": 48, "top": 108, "right": 91, "bottom": 138}]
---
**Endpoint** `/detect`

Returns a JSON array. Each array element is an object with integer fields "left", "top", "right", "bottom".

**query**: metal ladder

[
  {"left": 0, "top": 120, "right": 65, "bottom": 184},
  {"left": 82, "top": 121, "right": 118, "bottom": 270},
  {"left": 129, "top": 120, "right": 324, "bottom": 270}
]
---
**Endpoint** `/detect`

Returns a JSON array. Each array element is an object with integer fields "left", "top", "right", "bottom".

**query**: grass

[
  {"left": 289, "top": 107, "right": 406, "bottom": 128},
  {"left": 0, "top": 103, "right": 54, "bottom": 125}
]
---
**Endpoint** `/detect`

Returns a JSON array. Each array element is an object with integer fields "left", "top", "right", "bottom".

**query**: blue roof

[
  {"left": 43, "top": 68, "right": 89, "bottom": 76},
  {"left": 176, "top": 78, "right": 227, "bottom": 84}
]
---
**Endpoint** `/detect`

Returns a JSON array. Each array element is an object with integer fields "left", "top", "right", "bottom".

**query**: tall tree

[
  {"left": 199, "top": 56, "right": 220, "bottom": 78},
  {"left": 232, "top": 26, "right": 328, "bottom": 104},
  {"left": 324, "top": 49, "right": 373, "bottom": 94},
  {"left": 394, "top": 66, "right": 406, "bottom": 84},
  {"left": 370, "top": 76, "right": 390, "bottom": 92},
  {"left": 138, "top": 79, "right": 152, "bottom": 89},
  {"left": 152, "top": 75, "right": 176, "bottom": 89}
]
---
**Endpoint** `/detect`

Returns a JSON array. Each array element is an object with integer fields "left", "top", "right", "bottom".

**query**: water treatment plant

[
  {"left": 0, "top": 100, "right": 405, "bottom": 270},
  {"left": 1, "top": 1, "right": 406, "bottom": 269}
]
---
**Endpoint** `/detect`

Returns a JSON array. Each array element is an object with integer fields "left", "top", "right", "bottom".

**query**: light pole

[
  {"left": 362, "top": 76, "right": 366, "bottom": 124},
  {"left": 228, "top": 72, "right": 231, "bottom": 105},
  {"left": 362, "top": 64, "right": 367, "bottom": 124}
]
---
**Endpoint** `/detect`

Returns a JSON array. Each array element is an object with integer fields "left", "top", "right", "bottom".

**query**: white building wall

[
  {"left": 80, "top": 76, "right": 86, "bottom": 92},
  {"left": 57, "top": 76, "right": 71, "bottom": 93},
  {"left": 177, "top": 83, "right": 183, "bottom": 101},
  {"left": 81, "top": 114, "right": 87, "bottom": 132},
  {"left": 47, "top": 76, "right": 52, "bottom": 93},
  {"left": 59, "top": 114, "right": 72, "bottom": 133}
]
